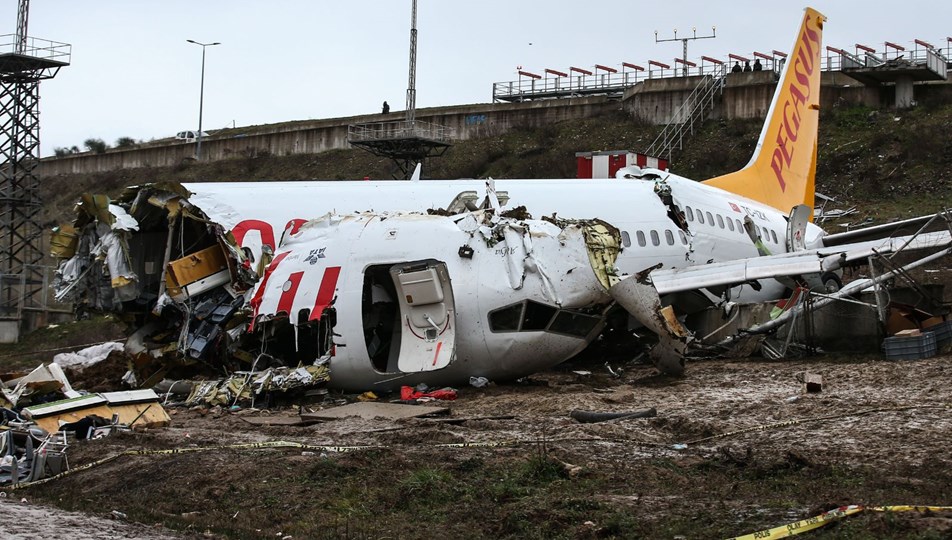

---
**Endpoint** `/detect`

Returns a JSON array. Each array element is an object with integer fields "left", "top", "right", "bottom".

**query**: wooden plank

[{"left": 301, "top": 402, "right": 448, "bottom": 421}]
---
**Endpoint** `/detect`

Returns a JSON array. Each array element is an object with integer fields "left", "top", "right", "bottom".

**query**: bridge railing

[
  {"left": 348, "top": 119, "right": 455, "bottom": 142},
  {"left": 0, "top": 34, "right": 71, "bottom": 63}
]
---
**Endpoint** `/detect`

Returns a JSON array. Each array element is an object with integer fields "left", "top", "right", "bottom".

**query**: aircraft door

[{"left": 389, "top": 260, "right": 456, "bottom": 372}]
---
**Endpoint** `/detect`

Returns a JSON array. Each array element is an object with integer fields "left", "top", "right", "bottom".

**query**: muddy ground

[{"left": 4, "top": 351, "right": 951, "bottom": 539}]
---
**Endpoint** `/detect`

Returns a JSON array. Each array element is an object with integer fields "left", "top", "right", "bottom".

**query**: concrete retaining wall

[
  {"left": 38, "top": 98, "right": 618, "bottom": 176},
  {"left": 38, "top": 75, "right": 950, "bottom": 177}
]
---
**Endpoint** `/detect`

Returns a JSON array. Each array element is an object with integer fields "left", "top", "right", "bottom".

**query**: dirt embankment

[
  {"left": 8, "top": 352, "right": 952, "bottom": 539},
  {"left": 40, "top": 99, "right": 952, "bottom": 233}
]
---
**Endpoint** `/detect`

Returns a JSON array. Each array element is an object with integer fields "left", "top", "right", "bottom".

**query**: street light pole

[{"left": 186, "top": 39, "right": 220, "bottom": 160}]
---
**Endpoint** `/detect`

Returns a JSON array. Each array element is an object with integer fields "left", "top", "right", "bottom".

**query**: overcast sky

[{"left": 8, "top": 1, "right": 951, "bottom": 156}]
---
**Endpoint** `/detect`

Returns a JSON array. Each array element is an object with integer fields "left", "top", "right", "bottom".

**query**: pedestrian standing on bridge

[{"left": 382, "top": 101, "right": 390, "bottom": 114}]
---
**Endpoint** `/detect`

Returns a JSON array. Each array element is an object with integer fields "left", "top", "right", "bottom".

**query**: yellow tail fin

[{"left": 703, "top": 7, "right": 826, "bottom": 219}]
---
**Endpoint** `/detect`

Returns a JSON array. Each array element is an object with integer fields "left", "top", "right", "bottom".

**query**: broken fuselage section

[{"left": 52, "top": 184, "right": 622, "bottom": 390}]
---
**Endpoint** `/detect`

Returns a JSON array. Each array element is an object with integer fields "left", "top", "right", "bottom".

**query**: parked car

[{"left": 175, "top": 130, "right": 209, "bottom": 142}]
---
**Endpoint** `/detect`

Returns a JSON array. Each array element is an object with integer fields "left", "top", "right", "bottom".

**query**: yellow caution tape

[
  {"left": 433, "top": 440, "right": 518, "bottom": 448},
  {"left": 729, "top": 505, "right": 952, "bottom": 539}
]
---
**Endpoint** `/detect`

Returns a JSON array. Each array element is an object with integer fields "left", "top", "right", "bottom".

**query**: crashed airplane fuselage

[
  {"left": 52, "top": 186, "right": 623, "bottom": 390},
  {"left": 249, "top": 211, "right": 620, "bottom": 389}
]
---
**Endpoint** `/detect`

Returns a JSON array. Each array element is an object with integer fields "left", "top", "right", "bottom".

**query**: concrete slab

[{"left": 302, "top": 402, "right": 448, "bottom": 421}]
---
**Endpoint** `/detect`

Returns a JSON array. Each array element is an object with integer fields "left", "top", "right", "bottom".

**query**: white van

[{"left": 175, "top": 130, "right": 209, "bottom": 142}]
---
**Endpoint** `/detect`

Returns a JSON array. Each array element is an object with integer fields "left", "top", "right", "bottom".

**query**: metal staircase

[{"left": 645, "top": 64, "right": 727, "bottom": 163}]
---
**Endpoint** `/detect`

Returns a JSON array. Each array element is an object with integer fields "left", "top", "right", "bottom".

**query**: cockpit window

[
  {"left": 488, "top": 303, "right": 523, "bottom": 332},
  {"left": 548, "top": 311, "right": 602, "bottom": 338},
  {"left": 522, "top": 300, "right": 558, "bottom": 331},
  {"left": 488, "top": 301, "right": 600, "bottom": 337}
]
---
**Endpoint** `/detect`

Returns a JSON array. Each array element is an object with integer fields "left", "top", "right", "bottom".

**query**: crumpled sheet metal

[
  {"left": 0, "top": 363, "right": 81, "bottom": 408},
  {"left": 184, "top": 365, "right": 331, "bottom": 406},
  {"left": 609, "top": 275, "right": 692, "bottom": 375}
]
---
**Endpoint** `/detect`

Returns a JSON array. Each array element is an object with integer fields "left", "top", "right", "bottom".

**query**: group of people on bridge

[{"left": 732, "top": 58, "right": 763, "bottom": 73}]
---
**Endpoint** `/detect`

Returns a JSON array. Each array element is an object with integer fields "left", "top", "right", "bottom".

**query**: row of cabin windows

[
  {"left": 620, "top": 229, "right": 689, "bottom": 248},
  {"left": 683, "top": 205, "right": 781, "bottom": 245}
]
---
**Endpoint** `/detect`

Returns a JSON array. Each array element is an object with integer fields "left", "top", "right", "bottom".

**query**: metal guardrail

[
  {"left": 347, "top": 119, "right": 455, "bottom": 142},
  {"left": 494, "top": 43, "right": 951, "bottom": 103},
  {"left": 0, "top": 34, "right": 71, "bottom": 64},
  {"left": 492, "top": 61, "right": 775, "bottom": 102},
  {"left": 822, "top": 47, "right": 949, "bottom": 79}
]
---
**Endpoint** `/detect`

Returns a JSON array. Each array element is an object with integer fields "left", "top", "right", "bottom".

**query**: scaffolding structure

[{"left": 0, "top": 8, "right": 71, "bottom": 339}]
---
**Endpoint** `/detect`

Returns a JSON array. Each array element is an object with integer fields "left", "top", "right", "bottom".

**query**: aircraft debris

[
  {"left": 182, "top": 365, "right": 331, "bottom": 407},
  {"left": 400, "top": 385, "right": 457, "bottom": 402},
  {"left": 51, "top": 342, "right": 125, "bottom": 372},
  {"left": 21, "top": 389, "right": 170, "bottom": 434},
  {"left": 1, "top": 428, "right": 69, "bottom": 485},
  {"left": 1, "top": 363, "right": 81, "bottom": 408}
]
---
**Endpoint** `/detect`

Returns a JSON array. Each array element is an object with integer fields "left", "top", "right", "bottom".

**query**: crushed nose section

[{"left": 609, "top": 272, "right": 692, "bottom": 375}]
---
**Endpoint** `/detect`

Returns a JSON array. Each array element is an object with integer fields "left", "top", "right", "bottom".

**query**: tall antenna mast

[
  {"left": 16, "top": 0, "right": 29, "bottom": 54},
  {"left": 405, "top": 0, "right": 417, "bottom": 124}
]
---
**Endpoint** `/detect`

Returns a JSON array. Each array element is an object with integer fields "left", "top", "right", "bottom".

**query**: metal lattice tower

[
  {"left": 0, "top": 0, "right": 70, "bottom": 330},
  {"left": 405, "top": 0, "right": 417, "bottom": 124},
  {"left": 347, "top": 0, "right": 452, "bottom": 179}
]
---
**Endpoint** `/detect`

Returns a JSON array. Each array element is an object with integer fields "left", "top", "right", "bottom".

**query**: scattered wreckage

[{"left": 1, "top": 355, "right": 170, "bottom": 486}]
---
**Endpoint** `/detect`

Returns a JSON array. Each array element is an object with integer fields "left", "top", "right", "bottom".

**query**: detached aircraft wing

[{"left": 641, "top": 230, "right": 952, "bottom": 295}]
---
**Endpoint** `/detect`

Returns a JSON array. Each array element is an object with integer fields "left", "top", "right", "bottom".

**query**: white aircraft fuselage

[{"left": 185, "top": 173, "right": 824, "bottom": 303}]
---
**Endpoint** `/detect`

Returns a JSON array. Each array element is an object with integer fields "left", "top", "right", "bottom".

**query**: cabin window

[
  {"left": 697, "top": 212, "right": 705, "bottom": 224},
  {"left": 716, "top": 215, "right": 724, "bottom": 228},
  {"left": 686, "top": 206, "right": 695, "bottom": 221},
  {"left": 548, "top": 310, "right": 602, "bottom": 338},
  {"left": 678, "top": 230, "right": 688, "bottom": 244},
  {"left": 727, "top": 218, "right": 735, "bottom": 232},
  {"left": 636, "top": 231, "right": 646, "bottom": 247},
  {"left": 735, "top": 219, "right": 743, "bottom": 233},
  {"left": 770, "top": 230, "right": 778, "bottom": 244},
  {"left": 621, "top": 231, "right": 631, "bottom": 248},
  {"left": 705, "top": 212, "right": 714, "bottom": 226},
  {"left": 664, "top": 230, "right": 675, "bottom": 245},
  {"left": 650, "top": 230, "right": 660, "bottom": 246}
]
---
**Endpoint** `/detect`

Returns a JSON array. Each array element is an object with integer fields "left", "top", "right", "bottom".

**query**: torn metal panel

[
  {"left": 609, "top": 275, "right": 691, "bottom": 375},
  {"left": 1, "top": 363, "right": 81, "bottom": 408},
  {"left": 184, "top": 365, "right": 331, "bottom": 406}
]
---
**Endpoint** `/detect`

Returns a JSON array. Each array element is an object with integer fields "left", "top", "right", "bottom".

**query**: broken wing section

[{"left": 645, "top": 230, "right": 952, "bottom": 296}]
